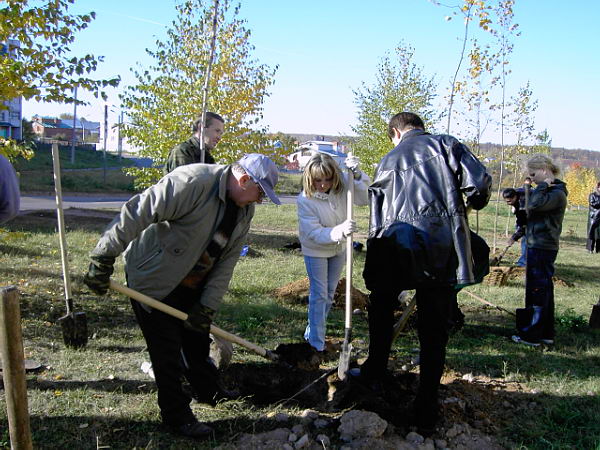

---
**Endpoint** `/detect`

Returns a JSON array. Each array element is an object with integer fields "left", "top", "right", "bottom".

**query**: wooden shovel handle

[
  {"left": 109, "top": 280, "right": 273, "bottom": 358},
  {"left": 52, "top": 143, "right": 72, "bottom": 306},
  {"left": 345, "top": 155, "right": 354, "bottom": 331}
]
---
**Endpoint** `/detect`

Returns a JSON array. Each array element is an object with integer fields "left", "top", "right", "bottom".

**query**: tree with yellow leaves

[
  {"left": 563, "top": 163, "right": 596, "bottom": 209},
  {"left": 121, "top": 0, "right": 279, "bottom": 189}
]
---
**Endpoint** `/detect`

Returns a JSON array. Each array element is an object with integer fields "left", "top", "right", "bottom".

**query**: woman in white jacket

[{"left": 297, "top": 152, "right": 370, "bottom": 352}]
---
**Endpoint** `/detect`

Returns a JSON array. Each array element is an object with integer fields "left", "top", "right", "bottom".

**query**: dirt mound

[
  {"left": 219, "top": 361, "right": 524, "bottom": 447},
  {"left": 273, "top": 277, "right": 369, "bottom": 309}
]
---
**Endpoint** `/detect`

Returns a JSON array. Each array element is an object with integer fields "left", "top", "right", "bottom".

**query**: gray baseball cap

[{"left": 238, "top": 153, "right": 281, "bottom": 205}]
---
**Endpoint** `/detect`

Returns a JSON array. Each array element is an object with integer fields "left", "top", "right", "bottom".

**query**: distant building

[
  {"left": 31, "top": 115, "right": 100, "bottom": 143},
  {"left": 0, "top": 39, "right": 22, "bottom": 140}
]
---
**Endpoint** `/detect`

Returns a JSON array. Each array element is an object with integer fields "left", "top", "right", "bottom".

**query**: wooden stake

[{"left": 0, "top": 286, "right": 33, "bottom": 450}]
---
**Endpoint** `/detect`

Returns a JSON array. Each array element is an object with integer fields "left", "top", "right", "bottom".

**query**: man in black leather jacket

[{"left": 353, "top": 112, "right": 492, "bottom": 434}]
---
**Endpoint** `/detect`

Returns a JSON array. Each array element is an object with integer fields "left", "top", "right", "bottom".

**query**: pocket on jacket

[{"left": 135, "top": 248, "right": 163, "bottom": 270}]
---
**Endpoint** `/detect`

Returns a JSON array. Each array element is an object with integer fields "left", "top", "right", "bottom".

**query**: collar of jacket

[
  {"left": 218, "top": 165, "right": 232, "bottom": 203},
  {"left": 400, "top": 128, "right": 429, "bottom": 143}
]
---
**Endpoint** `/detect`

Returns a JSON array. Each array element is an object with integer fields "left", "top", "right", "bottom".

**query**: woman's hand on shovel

[{"left": 83, "top": 255, "right": 115, "bottom": 295}]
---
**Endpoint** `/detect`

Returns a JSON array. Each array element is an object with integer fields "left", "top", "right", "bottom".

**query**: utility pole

[
  {"left": 103, "top": 103, "right": 108, "bottom": 184},
  {"left": 70, "top": 86, "right": 77, "bottom": 164},
  {"left": 117, "top": 110, "right": 123, "bottom": 160}
]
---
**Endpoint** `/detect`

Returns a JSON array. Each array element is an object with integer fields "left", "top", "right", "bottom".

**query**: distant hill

[
  {"left": 273, "top": 132, "right": 600, "bottom": 171},
  {"left": 476, "top": 143, "right": 600, "bottom": 170}
]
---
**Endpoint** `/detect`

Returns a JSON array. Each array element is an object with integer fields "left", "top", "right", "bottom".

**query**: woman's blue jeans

[{"left": 303, "top": 252, "right": 345, "bottom": 351}]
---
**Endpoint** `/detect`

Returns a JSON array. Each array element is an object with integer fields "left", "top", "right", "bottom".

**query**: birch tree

[
  {"left": 121, "top": 0, "right": 278, "bottom": 188},
  {"left": 351, "top": 42, "right": 437, "bottom": 177}
]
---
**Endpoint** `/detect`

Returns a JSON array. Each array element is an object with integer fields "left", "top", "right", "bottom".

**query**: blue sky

[{"left": 23, "top": 0, "right": 600, "bottom": 151}]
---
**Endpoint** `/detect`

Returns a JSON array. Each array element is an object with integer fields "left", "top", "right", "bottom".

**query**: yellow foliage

[{"left": 564, "top": 166, "right": 597, "bottom": 207}]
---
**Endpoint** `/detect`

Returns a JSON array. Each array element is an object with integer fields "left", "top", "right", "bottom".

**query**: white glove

[
  {"left": 344, "top": 155, "right": 361, "bottom": 178},
  {"left": 331, "top": 219, "right": 357, "bottom": 242}
]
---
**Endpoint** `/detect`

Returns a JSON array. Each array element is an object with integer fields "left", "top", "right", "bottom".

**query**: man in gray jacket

[{"left": 84, "top": 154, "right": 280, "bottom": 439}]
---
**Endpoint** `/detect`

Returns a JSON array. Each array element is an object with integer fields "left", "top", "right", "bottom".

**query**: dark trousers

[
  {"left": 362, "top": 285, "right": 457, "bottom": 426},
  {"left": 130, "top": 285, "right": 213, "bottom": 426},
  {"left": 519, "top": 247, "right": 557, "bottom": 342}
]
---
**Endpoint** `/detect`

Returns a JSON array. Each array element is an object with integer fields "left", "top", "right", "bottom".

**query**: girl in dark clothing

[{"left": 512, "top": 154, "right": 568, "bottom": 347}]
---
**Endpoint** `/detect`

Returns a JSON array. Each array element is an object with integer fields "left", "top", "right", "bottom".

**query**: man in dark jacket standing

[
  {"left": 164, "top": 112, "right": 224, "bottom": 174},
  {"left": 502, "top": 187, "right": 527, "bottom": 266},
  {"left": 353, "top": 112, "right": 492, "bottom": 435},
  {"left": 586, "top": 182, "right": 600, "bottom": 253}
]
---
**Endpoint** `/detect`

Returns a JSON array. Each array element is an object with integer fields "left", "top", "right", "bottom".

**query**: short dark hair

[
  {"left": 387, "top": 112, "right": 425, "bottom": 140},
  {"left": 192, "top": 111, "right": 224, "bottom": 132},
  {"left": 502, "top": 188, "right": 518, "bottom": 199}
]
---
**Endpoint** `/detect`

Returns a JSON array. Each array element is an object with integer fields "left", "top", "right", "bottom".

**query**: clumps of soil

[
  {"left": 272, "top": 277, "right": 369, "bottom": 309},
  {"left": 273, "top": 342, "right": 322, "bottom": 371},
  {"left": 218, "top": 361, "right": 528, "bottom": 448},
  {"left": 272, "top": 341, "right": 341, "bottom": 371}
]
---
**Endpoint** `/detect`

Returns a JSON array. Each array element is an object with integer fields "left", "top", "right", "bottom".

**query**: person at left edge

[
  {"left": 83, "top": 154, "right": 280, "bottom": 439},
  {"left": 0, "top": 153, "right": 20, "bottom": 224}
]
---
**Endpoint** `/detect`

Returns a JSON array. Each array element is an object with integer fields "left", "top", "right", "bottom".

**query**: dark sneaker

[
  {"left": 511, "top": 335, "right": 540, "bottom": 347},
  {"left": 168, "top": 420, "right": 214, "bottom": 439}
]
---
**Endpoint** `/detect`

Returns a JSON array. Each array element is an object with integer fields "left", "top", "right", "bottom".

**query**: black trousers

[
  {"left": 362, "top": 285, "right": 457, "bottom": 426},
  {"left": 518, "top": 247, "right": 558, "bottom": 342},
  {"left": 130, "top": 285, "right": 215, "bottom": 426}
]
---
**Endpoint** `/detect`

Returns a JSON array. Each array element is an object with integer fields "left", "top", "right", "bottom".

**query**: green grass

[
  {"left": 1, "top": 202, "right": 599, "bottom": 448},
  {"left": 15, "top": 145, "right": 137, "bottom": 194}
]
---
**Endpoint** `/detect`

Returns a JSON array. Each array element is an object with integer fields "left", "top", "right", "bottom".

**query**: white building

[
  {"left": 287, "top": 140, "right": 348, "bottom": 170},
  {"left": 99, "top": 119, "right": 139, "bottom": 154}
]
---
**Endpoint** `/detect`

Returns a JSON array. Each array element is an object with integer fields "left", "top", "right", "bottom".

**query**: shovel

[
  {"left": 52, "top": 143, "right": 88, "bottom": 348},
  {"left": 108, "top": 281, "right": 279, "bottom": 362},
  {"left": 338, "top": 159, "right": 355, "bottom": 380},
  {"left": 489, "top": 241, "right": 513, "bottom": 266}
]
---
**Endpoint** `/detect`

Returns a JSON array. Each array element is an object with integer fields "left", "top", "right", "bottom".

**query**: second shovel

[{"left": 52, "top": 143, "right": 88, "bottom": 348}]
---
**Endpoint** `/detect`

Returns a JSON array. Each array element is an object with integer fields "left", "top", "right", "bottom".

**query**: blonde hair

[
  {"left": 302, "top": 153, "right": 344, "bottom": 197},
  {"left": 526, "top": 154, "right": 560, "bottom": 176}
]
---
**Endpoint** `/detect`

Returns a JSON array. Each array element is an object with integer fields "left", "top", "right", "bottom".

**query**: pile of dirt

[
  {"left": 272, "top": 277, "right": 369, "bottom": 309},
  {"left": 218, "top": 360, "right": 527, "bottom": 448}
]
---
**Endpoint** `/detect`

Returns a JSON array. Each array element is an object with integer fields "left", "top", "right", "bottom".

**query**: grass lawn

[
  {"left": 0, "top": 199, "right": 599, "bottom": 448},
  {"left": 14, "top": 145, "right": 138, "bottom": 194}
]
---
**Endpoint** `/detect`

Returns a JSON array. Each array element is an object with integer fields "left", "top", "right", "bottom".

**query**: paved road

[{"left": 20, "top": 193, "right": 298, "bottom": 212}]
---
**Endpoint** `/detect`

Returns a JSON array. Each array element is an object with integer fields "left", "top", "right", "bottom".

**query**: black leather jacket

[
  {"left": 363, "top": 129, "right": 492, "bottom": 291},
  {"left": 587, "top": 190, "right": 600, "bottom": 238}
]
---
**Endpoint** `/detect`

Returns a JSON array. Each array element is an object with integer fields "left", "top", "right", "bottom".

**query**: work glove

[
  {"left": 331, "top": 219, "right": 357, "bottom": 242},
  {"left": 344, "top": 155, "right": 362, "bottom": 180},
  {"left": 185, "top": 303, "right": 216, "bottom": 334},
  {"left": 83, "top": 255, "right": 115, "bottom": 295}
]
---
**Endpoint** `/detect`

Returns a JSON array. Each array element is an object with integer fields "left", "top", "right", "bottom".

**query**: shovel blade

[
  {"left": 58, "top": 311, "right": 88, "bottom": 349},
  {"left": 337, "top": 342, "right": 352, "bottom": 380}
]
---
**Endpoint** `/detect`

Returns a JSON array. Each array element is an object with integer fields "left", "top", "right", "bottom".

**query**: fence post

[{"left": 0, "top": 286, "right": 33, "bottom": 450}]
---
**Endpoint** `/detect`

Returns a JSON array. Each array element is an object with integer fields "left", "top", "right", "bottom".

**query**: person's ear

[{"left": 238, "top": 173, "right": 251, "bottom": 190}]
